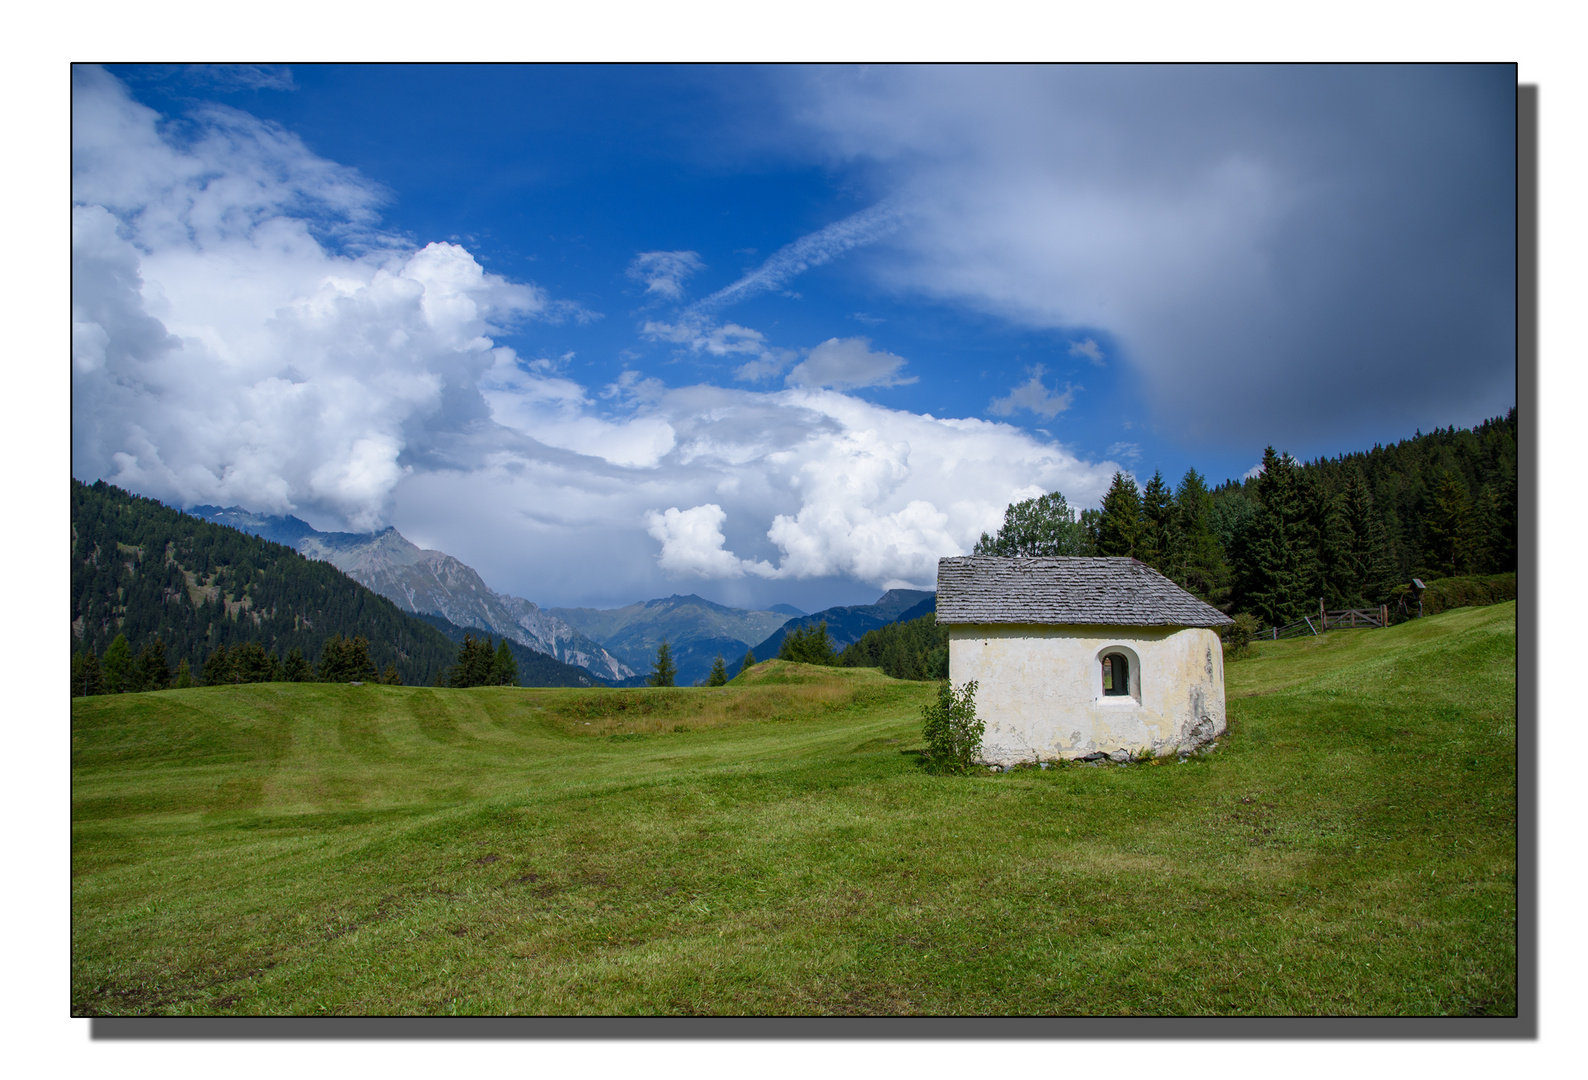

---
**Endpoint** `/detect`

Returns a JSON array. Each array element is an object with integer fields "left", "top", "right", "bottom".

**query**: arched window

[{"left": 1101, "top": 652, "right": 1131, "bottom": 697}]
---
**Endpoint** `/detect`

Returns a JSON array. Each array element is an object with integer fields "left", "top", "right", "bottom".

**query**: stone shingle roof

[{"left": 935, "top": 556, "right": 1234, "bottom": 628}]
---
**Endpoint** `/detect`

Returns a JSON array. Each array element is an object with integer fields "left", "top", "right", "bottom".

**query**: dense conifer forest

[
  {"left": 72, "top": 479, "right": 460, "bottom": 690},
  {"left": 979, "top": 410, "right": 1518, "bottom": 628}
]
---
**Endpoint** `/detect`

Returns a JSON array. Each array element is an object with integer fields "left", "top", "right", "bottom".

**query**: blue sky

[{"left": 72, "top": 64, "right": 1516, "bottom": 611}]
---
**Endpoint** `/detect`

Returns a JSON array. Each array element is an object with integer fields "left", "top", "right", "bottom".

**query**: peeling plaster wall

[{"left": 947, "top": 623, "right": 1226, "bottom": 764}]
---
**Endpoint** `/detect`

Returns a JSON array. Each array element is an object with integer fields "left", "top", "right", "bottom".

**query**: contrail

[{"left": 690, "top": 198, "right": 906, "bottom": 314}]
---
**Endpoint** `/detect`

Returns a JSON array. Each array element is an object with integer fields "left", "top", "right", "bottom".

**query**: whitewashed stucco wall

[{"left": 947, "top": 623, "right": 1226, "bottom": 764}]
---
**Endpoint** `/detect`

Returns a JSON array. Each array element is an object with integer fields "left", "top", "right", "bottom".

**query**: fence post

[{"left": 1381, "top": 604, "right": 1388, "bottom": 628}]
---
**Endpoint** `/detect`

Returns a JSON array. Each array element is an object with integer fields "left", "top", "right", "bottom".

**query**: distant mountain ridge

[
  {"left": 72, "top": 480, "right": 459, "bottom": 686},
  {"left": 189, "top": 506, "right": 634, "bottom": 681},
  {"left": 548, "top": 594, "right": 795, "bottom": 686},
  {"left": 749, "top": 589, "right": 937, "bottom": 661}
]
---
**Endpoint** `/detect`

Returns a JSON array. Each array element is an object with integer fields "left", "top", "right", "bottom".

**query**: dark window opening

[{"left": 1102, "top": 652, "right": 1130, "bottom": 697}]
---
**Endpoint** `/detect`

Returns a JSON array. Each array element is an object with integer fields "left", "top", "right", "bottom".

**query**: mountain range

[
  {"left": 189, "top": 507, "right": 635, "bottom": 682},
  {"left": 188, "top": 505, "right": 938, "bottom": 687},
  {"left": 549, "top": 594, "right": 798, "bottom": 686},
  {"left": 747, "top": 590, "right": 937, "bottom": 662}
]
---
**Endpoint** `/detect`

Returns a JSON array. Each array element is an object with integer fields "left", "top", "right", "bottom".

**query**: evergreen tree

[
  {"left": 973, "top": 490, "right": 1086, "bottom": 556},
  {"left": 317, "top": 635, "right": 348, "bottom": 682},
  {"left": 707, "top": 654, "right": 729, "bottom": 686},
  {"left": 380, "top": 663, "right": 403, "bottom": 686},
  {"left": 343, "top": 635, "right": 374, "bottom": 682},
  {"left": 1338, "top": 468, "right": 1397, "bottom": 605},
  {"left": 1095, "top": 472, "right": 1143, "bottom": 557},
  {"left": 1424, "top": 471, "right": 1477, "bottom": 577},
  {"left": 492, "top": 638, "right": 518, "bottom": 687},
  {"left": 174, "top": 658, "right": 194, "bottom": 689},
  {"left": 1078, "top": 508, "right": 1103, "bottom": 554},
  {"left": 449, "top": 634, "right": 497, "bottom": 688},
  {"left": 281, "top": 647, "right": 309, "bottom": 682},
  {"left": 133, "top": 639, "right": 173, "bottom": 691},
  {"left": 649, "top": 639, "right": 677, "bottom": 687},
  {"left": 778, "top": 621, "right": 838, "bottom": 665},
  {"left": 102, "top": 633, "right": 133, "bottom": 694},
  {"left": 736, "top": 649, "right": 756, "bottom": 678},
  {"left": 1233, "top": 447, "right": 1313, "bottom": 626},
  {"left": 73, "top": 649, "right": 105, "bottom": 697},
  {"left": 202, "top": 643, "right": 232, "bottom": 686},
  {"left": 1136, "top": 470, "right": 1175, "bottom": 571},
  {"left": 231, "top": 641, "right": 277, "bottom": 683},
  {"left": 1168, "top": 468, "right": 1229, "bottom": 605}
]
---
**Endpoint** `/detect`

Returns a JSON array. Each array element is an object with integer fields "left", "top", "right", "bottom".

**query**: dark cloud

[{"left": 775, "top": 64, "right": 1516, "bottom": 453}]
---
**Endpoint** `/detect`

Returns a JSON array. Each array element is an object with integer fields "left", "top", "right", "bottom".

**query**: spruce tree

[
  {"left": 343, "top": 635, "right": 375, "bottom": 682},
  {"left": 282, "top": 647, "right": 309, "bottom": 682},
  {"left": 707, "top": 654, "right": 728, "bottom": 686},
  {"left": 1169, "top": 468, "right": 1229, "bottom": 604},
  {"left": 649, "top": 639, "right": 677, "bottom": 687},
  {"left": 736, "top": 649, "right": 756, "bottom": 678},
  {"left": 73, "top": 649, "right": 105, "bottom": 697},
  {"left": 381, "top": 663, "right": 403, "bottom": 686},
  {"left": 317, "top": 635, "right": 347, "bottom": 682},
  {"left": 202, "top": 643, "right": 232, "bottom": 686},
  {"left": 1234, "top": 447, "right": 1312, "bottom": 626},
  {"left": 449, "top": 634, "right": 496, "bottom": 688},
  {"left": 1339, "top": 468, "right": 1397, "bottom": 605},
  {"left": 1137, "top": 470, "right": 1175, "bottom": 571},
  {"left": 1095, "top": 472, "right": 1142, "bottom": 557},
  {"left": 779, "top": 621, "right": 837, "bottom": 665},
  {"left": 102, "top": 633, "right": 133, "bottom": 694},
  {"left": 134, "top": 639, "right": 173, "bottom": 691},
  {"left": 1425, "top": 471, "right": 1476, "bottom": 577},
  {"left": 492, "top": 638, "right": 518, "bottom": 687},
  {"left": 174, "top": 658, "right": 194, "bottom": 689}
]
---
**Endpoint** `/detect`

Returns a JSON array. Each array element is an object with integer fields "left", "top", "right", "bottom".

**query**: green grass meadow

[{"left": 71, "top": 603, "right": 1517, "bottom": 1016}]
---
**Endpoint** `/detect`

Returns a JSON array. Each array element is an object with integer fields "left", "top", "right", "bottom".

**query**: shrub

[
  {"left": 921, "top": 679, "right": 983, "bottom": 774},
  {"left": 1389, "top": 572, "right": 1517, "bottom": 618},
  {"left": 1224, "top": 612, "right": 1260, "bottom": 659}
]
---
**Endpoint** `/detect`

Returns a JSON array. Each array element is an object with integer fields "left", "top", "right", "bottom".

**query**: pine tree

[
  {"left": 1095, "top": 472, "right": 1142, "bottom": 557},
  {"left": 736, "top": 649, "right": 756, "bottom": 679},
  {"left": 202, "top": 643, "right": 232, "bottom": 686},
  {"left": 1424, "top": 471, "right": 1475, "bottom": 578},
  {"left": 102, "top": 633, "right": 133, "bottom": 694},
  {"left": 174, "top": 658, "right": 194, "bottom": 689},
  {"left": 449, "top": 634, "right": 496, "bottom": 688},
  {"left": 492, "top": 638, "right": 518, "bottom": 687},
  {"left": 649, "top": 639, "right": 677, "bottom": 687},
  {"left": 380, "top": 663, "right": 403, "bottom": 686},
  {"left": 778, "top": 621, "right": 838, "bottom": 665},
  {"left": 1234, "top": 447, "right": 1313, "bottom": 626},
  {"left": 1338, "top": 468, "right": 1397, "bottom": 605},
  {"left": 343, "top": 635, "right": 374, "bottom": 682},
  {"left": 73, "top": 649, "right": 105, "bottom": 697},
  {"left": 317, "top": 635, "right": 348, "bottom": 682},
  {"left": 1136, "top": 471, "right": 1175, "bottom": 571},
  {"left": 1168, "top": 468, "right": 1229, "bottom": 604},
  {"left": 973, "top": 490, "right": 1085, "bottom": 556},
  {"left": 707, "top": 654, "right": 728, "bottom": 686},
  {"left": 282, "top": 647, "right": 309, "bottom": 682},
  {"left": 134, "top": 639, "right": 173, "bottom": 691}
]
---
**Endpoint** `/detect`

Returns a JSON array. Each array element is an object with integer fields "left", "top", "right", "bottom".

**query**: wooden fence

[{"left": 1242, "top": 603, "right": 1392, "bottom": 642}]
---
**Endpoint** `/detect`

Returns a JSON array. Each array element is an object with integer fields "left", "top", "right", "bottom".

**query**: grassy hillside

[{"left": 72, "top": 603, "right": 1516, "bottom": 1016}]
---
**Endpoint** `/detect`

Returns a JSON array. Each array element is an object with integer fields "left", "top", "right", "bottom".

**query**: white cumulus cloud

[{"left": 71, "top": 65, "right": 566, "bottom": 531}]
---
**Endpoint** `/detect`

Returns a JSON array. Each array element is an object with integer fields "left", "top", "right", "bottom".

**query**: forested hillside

[
  {"left": 976, "top": 410, "right": 1518, "bottom": 628},
  {"left": 71, "top": 479, "right": 459, "bottom": 688}
]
